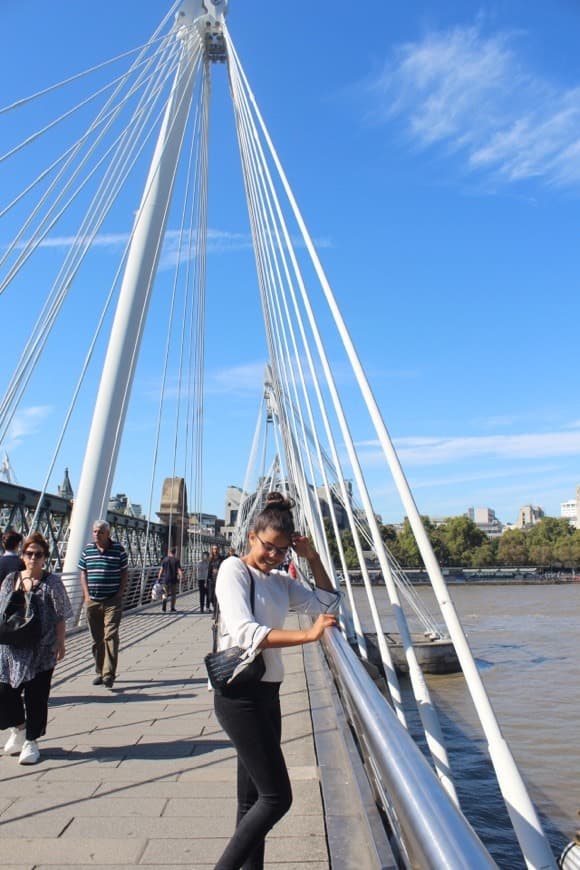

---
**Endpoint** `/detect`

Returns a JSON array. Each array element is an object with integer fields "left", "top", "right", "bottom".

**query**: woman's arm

[
  {"left": 54, "top": 619, "right": 66, "bottom": 661},
  {"left": 291, "top": 536, "right": 334, "bottom": 591},
  {"left": 260, "top": 612, "right": 336, "bottom": 649}
]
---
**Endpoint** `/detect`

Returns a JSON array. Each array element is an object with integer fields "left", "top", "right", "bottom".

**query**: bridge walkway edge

[{"left": 0, "top": 591, "right": 394, "bottom": 869}]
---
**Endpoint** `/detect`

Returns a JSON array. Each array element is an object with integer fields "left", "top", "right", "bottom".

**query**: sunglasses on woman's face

[{"left": 23, "top": 550, "right": 44, "bottom": 558}]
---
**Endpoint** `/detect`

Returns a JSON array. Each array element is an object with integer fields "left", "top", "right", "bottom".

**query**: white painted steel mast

[{"left": 62, "top": 0, "right": 229, "bottom": 580}]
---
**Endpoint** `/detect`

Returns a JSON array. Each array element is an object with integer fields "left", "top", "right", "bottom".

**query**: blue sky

[{"left": 1, "top": 0, "right": 579, "bottom": 525}]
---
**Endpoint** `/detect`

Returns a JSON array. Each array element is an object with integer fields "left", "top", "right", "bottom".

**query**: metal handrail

[{"left": 322, "top": 627, "right": 498, "bottom": 869}]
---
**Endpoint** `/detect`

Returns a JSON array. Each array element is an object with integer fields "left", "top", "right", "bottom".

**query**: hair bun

[{"left": 265, "top": 492, "right": 295, "bottom": 511}]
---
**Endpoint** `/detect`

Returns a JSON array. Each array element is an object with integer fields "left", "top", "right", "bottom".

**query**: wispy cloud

[
  {"left": 207, "top": 361, "right": 266, "bottom": 395},
  {"left": 359, "top": 429, "right": 580, "bottom": 465},
  {"left": 372, "top": 23, "right": 580, "bottom": 188},
  {"left": 22, "top": 228, "right": 331, "bottom": 268},
  {"left": 5, "top": 405, "right": 52, "bottom": 447}
]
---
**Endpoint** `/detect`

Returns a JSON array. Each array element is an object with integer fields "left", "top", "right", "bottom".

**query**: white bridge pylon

[
  {"left": 0, "top": 3, "right": 556, "bottom": 868},
  {"left": 62, "top": 1, "right": 228, "bottom": 578}
]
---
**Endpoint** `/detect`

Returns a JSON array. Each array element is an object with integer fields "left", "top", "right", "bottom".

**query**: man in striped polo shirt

[{"left": 79, "top": 520, "right": 128, "bottom": 689}]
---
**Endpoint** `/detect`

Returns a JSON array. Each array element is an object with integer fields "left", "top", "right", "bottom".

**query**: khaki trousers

[{"left": 86, "top": 595, "right": 123, "bottom": 680}]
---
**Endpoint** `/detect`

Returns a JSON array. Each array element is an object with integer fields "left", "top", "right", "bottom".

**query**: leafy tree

[
  {"left": 396, "top": 517, "right": 423, "bottom": 568},
  {"left": 497, "top": 529, "right": 529, "bottom": 565},
  {"left": 379, "top": 524, "right": 398, "bottom": 546},
  {"left": 440, "top": 516, "right": 486, "bottom": 566},
  {"left": 528, "top": 517, "right": 573, "bottom": 545},
  {"left": 528, "top": 543, "right": 554, "bottom": 569},
  {"left": 323, "top": 517, "right": 338, "bottom": 565},
  {"left": 469, "top": 540, "right": 498, "bottom": 567},
  {"left": 554, "top": 534, "right": 580, "bottom": 570},
  {"left": 343, "top": 546, "right": 359, "bottom": 570}
]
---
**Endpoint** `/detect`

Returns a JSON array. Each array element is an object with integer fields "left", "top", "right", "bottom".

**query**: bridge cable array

[{"left": 0, "top": 5, "right": 557, "bottom": 866}]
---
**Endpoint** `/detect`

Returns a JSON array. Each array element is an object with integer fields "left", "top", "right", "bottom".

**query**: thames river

[{"left": 352, "top": 582, "right": 580, "bottom": 869}]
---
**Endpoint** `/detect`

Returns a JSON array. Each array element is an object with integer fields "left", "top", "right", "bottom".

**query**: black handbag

[
  {"left": 204, "top": 563, "right": 265, "bottom": 693},
  {"left": 0, "top": 575, "right": 43, "bottom": 649}
]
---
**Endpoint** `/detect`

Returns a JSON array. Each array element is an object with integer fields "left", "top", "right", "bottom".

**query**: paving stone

[
  {"left": 0, "top": 796, "right": 166, "bottom": 819},
  {"left": 0, "top": 838, "right": 144, "bottom": 864}
]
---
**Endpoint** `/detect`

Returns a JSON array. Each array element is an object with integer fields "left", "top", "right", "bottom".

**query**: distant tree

[
  {"left": 323, "top": 517, "right": 338, "bottom": 564},
  {"left": 497, "top": 529, "right": 529, "bottom": 565},
  {"left": 396, "top": 517, "right": 423, "bottom": 568},
  {"left": 527, "top": 542, "right": 554, "bottom": 569},
  {"left": 440, "top": 516, "right": 486, "bottom": 566},
  {"left": 379, "top": 524, "right": 398, "bottom": 546},
  {"left": 528, "top": 517, "right": 573, "bottom": 545},
  {"left": 338, "top": 529, "right": 361, "bottom": 571},
  {"left": 554, "top": 533, "right": 580, "bottom": 571},
  {"left": 343, "top": 546, "right": 359, "bottom": 570},
  {"left": 470, "top": 539, "right": 498, "bottom": 567},
  {"left": 429, "top": 526, "right": 451, "bottom": 566}
]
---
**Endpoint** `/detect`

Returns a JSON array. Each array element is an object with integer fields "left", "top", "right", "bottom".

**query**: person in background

[
  {"left": 207, "top": 543, "right": 224, "bottom": 612},
  {"left": 0, "top": 531, "right": 72, "bottom": 765},
  {"left": 212, "top": 492, "right": 340, "bottom": 870},
  {"left": 78, "top": 520, "right": 128, "bottom": 690},
  {"left": 158, "top": 547, "right": 183, "bottom": 613},
  {"left": 197, "top": 551, "right": 210, "bottom": 613},
  {"left": 0, "top": 528, "right": 24, "bottom": 582}
]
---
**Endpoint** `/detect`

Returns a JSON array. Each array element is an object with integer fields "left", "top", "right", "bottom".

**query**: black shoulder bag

[
  {"left": 204, "top": 563, "right": 266, "bottom": 693},
  {"left": 0, "top": 573, "right": 43, "bottom": 649}
]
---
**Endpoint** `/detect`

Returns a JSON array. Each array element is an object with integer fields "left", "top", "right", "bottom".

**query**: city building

[
  {"left": 316, "top": 483, "right": 352, "bottom": 532},
  {"left": 467, "top": 507, "right": 504, "bottom": 538},
  {"left": 517, "top": 504, "right": 544, "bottom": 529},
  {"left": 560, "top": 487, "right": 579, "bottom": 529},
  {"left": 109, "top": 492, "right": 142, "bottom": 518},
  {"left": 224, "top": 485, "right": 243, "bottom": 526},
  {"left": 190, "top": 512, "right": 223, "bottom": 536},
  {"left": 57, "top": 467, "right": 74, "bottom": 501}
]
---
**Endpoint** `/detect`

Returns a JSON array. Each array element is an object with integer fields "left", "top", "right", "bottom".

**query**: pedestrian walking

[
  {"left": 0, "top": 531, "right": 72, "bottom": 765},
  {"left": 158, "top": 547, "right": 183, "bottom": 612},
  {"left": 78, "top": 520, "right": 128, "bottom": 689},
  {"left": 197, "top": 551, "right": 210, "bottom": 613},
  {"left": 0, "top": 528, "right": 24, "bottom": 582},
  {"left": 207, "top": 544, "right": 224, "bottom": 611}
]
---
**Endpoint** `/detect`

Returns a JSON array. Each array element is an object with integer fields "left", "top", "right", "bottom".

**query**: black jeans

[
  {"left": 0, "top": 668, "right": 54, "bottom": 740},
  {"left": 213, "top": 681, "right": 292, "bottom": 870},
  {"left": 198, "top": 579, "right": 210, "bottom": 612}
]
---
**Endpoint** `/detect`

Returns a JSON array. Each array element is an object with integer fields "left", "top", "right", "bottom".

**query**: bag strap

[
  {"left": 211, "top": 561, "right": 255, "bottom": 654},
  {"left": 14, "top": 571, "right": 46, "bottom": 593}
]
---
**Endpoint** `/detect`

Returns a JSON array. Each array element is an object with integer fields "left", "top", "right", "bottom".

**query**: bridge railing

[{"left": 322, "top": 627, "right": 498, "bottom": 869}]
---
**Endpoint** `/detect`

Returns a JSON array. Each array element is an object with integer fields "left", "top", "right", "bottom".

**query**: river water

[{"left": 352, "top": 582, "right": 580, "bottom": 868}]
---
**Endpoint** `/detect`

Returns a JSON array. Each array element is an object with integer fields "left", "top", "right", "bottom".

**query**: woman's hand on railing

[{"left": 306, "top": 612, "right": 337, "bottom": 642}]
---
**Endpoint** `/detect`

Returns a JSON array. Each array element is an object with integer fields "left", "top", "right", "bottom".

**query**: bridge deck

[{"left": 0, "top": 591, "right": 389, "bottom": 869}]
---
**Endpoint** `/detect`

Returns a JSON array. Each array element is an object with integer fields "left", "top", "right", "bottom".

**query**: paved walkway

[{"left": 0, "top": 592, "right": 387, "bottom": 869}]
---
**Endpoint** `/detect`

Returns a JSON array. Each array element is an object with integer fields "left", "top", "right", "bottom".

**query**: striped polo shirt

[{"left": 78, "top": 541, "right": 128, "bottom": 601}]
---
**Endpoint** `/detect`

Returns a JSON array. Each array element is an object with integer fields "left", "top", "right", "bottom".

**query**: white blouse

[{"left": 215, "top": 556, "right": 341, "bottom": 683}]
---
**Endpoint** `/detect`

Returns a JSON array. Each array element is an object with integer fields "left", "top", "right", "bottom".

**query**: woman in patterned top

[{"left": 0, "top": 531, "right": 72, "bottom": 765}]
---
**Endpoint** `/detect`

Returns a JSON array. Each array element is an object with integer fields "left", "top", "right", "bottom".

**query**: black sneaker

[
  {"left": 92, "top": 676, "right": 103, "bottom": 686},
  {"left": 103, "top": 677, "right": 114, "bottom": 689}
]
